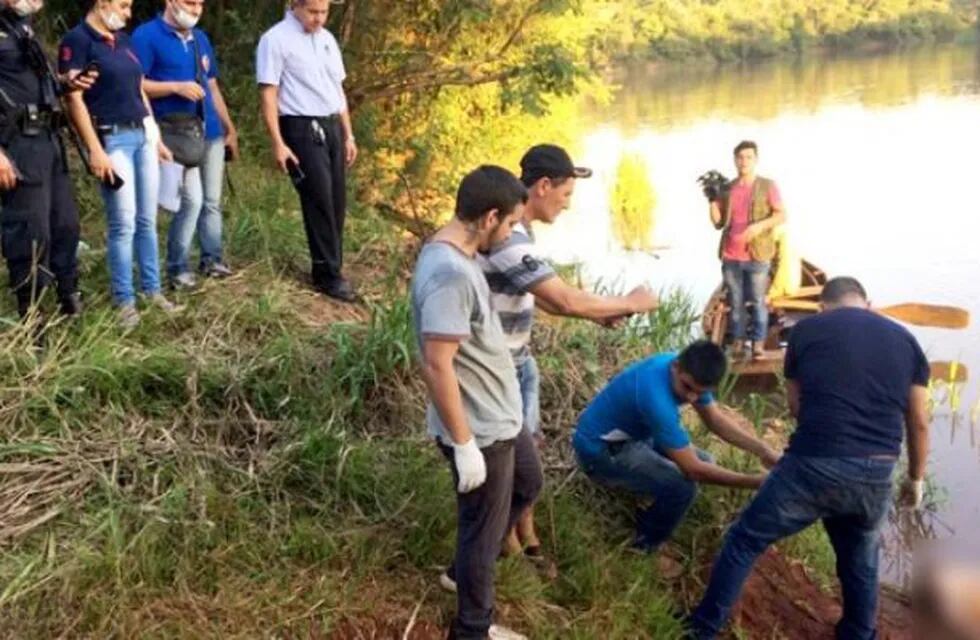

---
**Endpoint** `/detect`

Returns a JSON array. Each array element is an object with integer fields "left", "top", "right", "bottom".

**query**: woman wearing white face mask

[
  {"left": 7, "top": 0, "right": 42, "bottom": 18},
  {"left": 59, "top": 0, "right": 181, "bottom": 329},
  {"left": 133, "top": 0, "right": 239, "bottom": 288}
]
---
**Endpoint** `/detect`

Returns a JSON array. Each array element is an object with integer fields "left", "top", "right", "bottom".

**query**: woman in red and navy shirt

[{"left": 60, "top": 0, "right": 179, "bottom": 328}]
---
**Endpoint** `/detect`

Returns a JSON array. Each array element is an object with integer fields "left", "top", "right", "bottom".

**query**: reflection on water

[
  {"left": 542, "top": 44, "right": 980, "bottom": 587},
  {"left": 598, "top": 45, "right": 980, "bottom": 131}
]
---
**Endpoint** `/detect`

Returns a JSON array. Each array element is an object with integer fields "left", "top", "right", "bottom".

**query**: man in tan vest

[{"left": 708, "top": 141, "right": 786, "bottom": 360}]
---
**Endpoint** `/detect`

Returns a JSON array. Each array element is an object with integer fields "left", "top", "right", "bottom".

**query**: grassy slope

[{"left": 0, "top": 154, "right": 834, "bottom": 639}]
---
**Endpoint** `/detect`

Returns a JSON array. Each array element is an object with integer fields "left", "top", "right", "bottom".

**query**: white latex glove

[
  {"left": 452, "top": 437, "right": 487, "bottom": 494},
  {"left": 143, "top": 116, "right": 161, "bottom": 147},
  {"left": 901, "top": 478, "right": 925, "bottom": 510}
]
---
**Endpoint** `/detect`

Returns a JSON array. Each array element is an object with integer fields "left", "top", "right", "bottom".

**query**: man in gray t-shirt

[
  {"left": 413, "top": 241, "right": 521, "bottom": 447},
  {"left": 411, "top": 165, "right": 541, "bottom": 640}
]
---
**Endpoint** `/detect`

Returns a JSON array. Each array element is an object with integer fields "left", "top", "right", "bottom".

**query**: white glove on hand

[
  {"left": 901, "top": 478, "right": 925, "bottom": 510},
  {"left": 452, "top": 438, "right": 487, "bottom": 494}
]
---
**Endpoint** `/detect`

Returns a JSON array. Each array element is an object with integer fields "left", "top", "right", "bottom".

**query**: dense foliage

[{"left": 35, "top": 0, "right": 976, "bottom": 219}]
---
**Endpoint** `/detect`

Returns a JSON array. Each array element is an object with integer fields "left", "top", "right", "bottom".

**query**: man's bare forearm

[
  {"left": 209, "top": 79, "right": 236, "bottom": 135},
  {"left": 259, "top": 86, "right": 285, "bottom": 148},
  {"left": 421, "top": 358, "right": 473, "bottom": 446},
  {"left": 688, "top": 461, "right": 764, "bottom": 489},
  {"left": 711, "top": 415, "right": 768, "bottom": 457},
  {"left": 143, "top": 79, "right": 178, "bottom": 100},
  {"left": 906, "top": 386, "right": 930, "bottom": 480},
  {"left": 709, "top": 201, "right": 722, "bottom": 227},
  {"left": 699, "top": 404, "right": 770, "bottom": 458},
  {"left": 340, "top": 109, "right": 354, "bottom": 141}
]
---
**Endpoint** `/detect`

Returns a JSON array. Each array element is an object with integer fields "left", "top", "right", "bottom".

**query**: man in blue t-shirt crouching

[
  {"left": 688, "top": 277, "right": 931, "bottom": 639},
  {"left": 573, "top": 340, "right": 780, "bottom": 552}
]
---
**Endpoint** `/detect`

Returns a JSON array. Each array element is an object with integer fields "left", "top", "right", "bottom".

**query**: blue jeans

[
  {"left": 575, "top": 439, "right": 713, "bottom": 550},
  {"left": 722, "top": 259, "right": 769, "bottom": 341},
  {"left": 516, "top": 356, "right": 540, "bottom": 437},
  {"left": 100, "top": 127, "right": 161, "bottom": 306},
  {"left": 166, "top": 138, "right": 225, "bottom": 276},
  {"left": 689, "top": 454, "right": 895, "bottom": 640}
]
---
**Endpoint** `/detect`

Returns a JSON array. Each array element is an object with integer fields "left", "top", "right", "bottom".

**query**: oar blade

[{"left": 878, "top": 303, "right": 970, "bottom": 330}]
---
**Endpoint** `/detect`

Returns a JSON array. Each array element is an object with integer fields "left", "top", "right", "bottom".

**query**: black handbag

[{"left": 158, "top": 36, "right": 206, "bottom": 168}]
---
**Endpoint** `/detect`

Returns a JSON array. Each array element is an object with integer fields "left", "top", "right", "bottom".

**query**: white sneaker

[
  {"left": 117, "top": 304, "right": 140, "bottom": 329},
  {"left": 438, "top": 571, "right": 457, "bottom": 593},
  {"left": 202, "top": 262, "right": 233, "bottom": 279},
  {"left": 489, "top": 624, "right": 528, "bottom": 640},
  {"left": 170, "top": 272, "right": 198, "bottom": 290},
  {"left": 148, "top": 293, "right": 184, "bottom": 314}
]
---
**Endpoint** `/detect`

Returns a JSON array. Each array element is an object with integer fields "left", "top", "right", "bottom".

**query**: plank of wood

[
  {"left": 730, "top": 351, "right": 785, "bottom": 377},
  {"left": 776, "top": 285, "right": 824, "bottom": 300},
  {"left": 770, "top": 299, "right": 820, "bottom": 312}
]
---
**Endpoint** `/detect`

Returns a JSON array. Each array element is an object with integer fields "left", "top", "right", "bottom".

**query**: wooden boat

[
  {"left": 701, "top": 258, "right": 828, "bottom": 383},
  {"left": 701, "top": 242, "right": 970, "bottom": 387}
]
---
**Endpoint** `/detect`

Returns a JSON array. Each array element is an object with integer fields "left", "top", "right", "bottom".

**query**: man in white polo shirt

[{"left": 256, "top": 0, "right": 358, "bottom": 302}]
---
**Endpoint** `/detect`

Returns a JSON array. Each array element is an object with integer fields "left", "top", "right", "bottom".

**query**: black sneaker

[
  {"left": 59, "top": 292, "right": 83, "bottom": 316},
  {"left": 316, "top": 278, "right": 357, "bottom": 303}
]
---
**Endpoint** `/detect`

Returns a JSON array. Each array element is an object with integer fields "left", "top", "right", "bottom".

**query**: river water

[{"left": 536, "top": 45, "right": 980, "bottom": 587}]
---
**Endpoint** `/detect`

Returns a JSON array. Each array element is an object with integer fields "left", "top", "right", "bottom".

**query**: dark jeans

[
  {"left": 721, "top": 259, "right": 769, "bottom": 342},
  {"left": 689, "top": 454, "right": 895, "bottom": 640},
  {"left": 575, "top": 439, "right": 713, "bottom": 550},
  {"left": 440, "top": 428, "right": 543, "bottom": 640},
  {"left": 279, "top": 115, "right": 346, "bottom": 287},
  {"left": 0, "top": 129, "right": 79, "bottom": 312}
]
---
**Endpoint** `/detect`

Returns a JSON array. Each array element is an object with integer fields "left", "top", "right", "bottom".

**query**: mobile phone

[
  {"left": 285, "top": 158, "right": 305, "bottom": 185},
  {"left": 103, "top": 171, "right": 124, "bottom": 191},
  {"left": 82, "top": 61, "right": 100, "bottom": 78},
  {"left": 224, "top": 144, "right": 234, "bottom": 163}
]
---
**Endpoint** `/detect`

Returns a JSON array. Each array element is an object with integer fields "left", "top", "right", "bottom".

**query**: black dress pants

[{"left": 279, "top": 115, "right": 346, "bottom": 288}]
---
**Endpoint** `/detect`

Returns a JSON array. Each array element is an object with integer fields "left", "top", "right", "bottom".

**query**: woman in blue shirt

[{"left": 60, "top": 0, "right": 180, "bottom": 328}]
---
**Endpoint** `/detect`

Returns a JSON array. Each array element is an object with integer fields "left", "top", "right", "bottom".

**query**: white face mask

[
  {"left": 171, "top": 1, "right": 199, "bottom": 30},
  {"left": 9, "top": 0, "right": 41, "bottom": 17},
  {"left": 101, "top": 8, "right": 125, "bottom": 31}
]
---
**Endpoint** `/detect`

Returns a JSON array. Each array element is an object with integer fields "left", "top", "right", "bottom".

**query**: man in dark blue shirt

[{"left": 689, "top": 277, "right": 931, "bottom": 640}]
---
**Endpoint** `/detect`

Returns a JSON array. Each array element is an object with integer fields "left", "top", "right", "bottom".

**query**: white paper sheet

[{"left": 159, "top": 161, "right": 184, "bottom": 213}]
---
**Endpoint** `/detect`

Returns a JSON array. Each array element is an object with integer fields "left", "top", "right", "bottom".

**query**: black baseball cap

[{"left": 519, "top": 144, "right": 592, "bottom": 185}]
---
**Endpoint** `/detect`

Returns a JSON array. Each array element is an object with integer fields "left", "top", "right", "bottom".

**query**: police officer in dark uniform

[{"left": 0, "top": 0, "right": 93, "bottom": 318}]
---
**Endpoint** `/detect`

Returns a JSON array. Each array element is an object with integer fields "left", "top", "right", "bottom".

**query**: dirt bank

[{"left": 730, "top": 549, "right": 912, "bottom": 640}]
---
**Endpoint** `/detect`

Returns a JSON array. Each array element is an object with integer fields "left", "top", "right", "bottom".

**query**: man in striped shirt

[{"left": 478, "top": 144, "right": 659, "bottom": 564}]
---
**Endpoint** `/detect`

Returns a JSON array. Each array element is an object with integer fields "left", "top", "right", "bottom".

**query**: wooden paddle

[
  {"left": 929, "top": 361, "right": 968, "bottom": 383},
  {"left": 769, "top": 299, "right": 970, "bottom": 329},
  {"left": 878, "top": 304, "right": 970, "bottom": 330}
]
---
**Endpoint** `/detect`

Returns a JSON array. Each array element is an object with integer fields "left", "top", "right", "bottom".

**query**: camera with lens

[{"left": 696, "top": 170, "right": 731, "bottom": 202}]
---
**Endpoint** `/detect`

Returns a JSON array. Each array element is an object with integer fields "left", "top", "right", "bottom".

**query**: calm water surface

[{"left": 537, "top": 45, "right": 980, "bottom": 587}]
